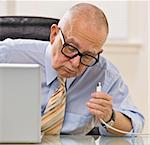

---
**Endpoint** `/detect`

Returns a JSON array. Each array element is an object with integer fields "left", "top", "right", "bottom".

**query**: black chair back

[{"left": 0, "top": 16, "right": 59, "bottom": 41}]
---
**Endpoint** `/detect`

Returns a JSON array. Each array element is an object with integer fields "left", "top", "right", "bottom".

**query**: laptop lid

[{"left": 0, "top": 63, "right": 41, "bottom": 143}]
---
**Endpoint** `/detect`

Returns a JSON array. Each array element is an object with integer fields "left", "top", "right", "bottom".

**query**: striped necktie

[{"left": 41, "top": 76, "right": 66, "bottom": 135}]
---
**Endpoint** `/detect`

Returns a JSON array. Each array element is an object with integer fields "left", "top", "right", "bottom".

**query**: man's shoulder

[
  {"left": 2, "top": 38, "right": 49, "bottom": 46},
  {"left": 1, "top": 38, "right": 49, "bottom": 53},
  {"left": 0, "top": 38, "right": 50, "bottom": 64},
  {"left": 100, "top": 56, "right": 120, "bottom": 74},
  {"left": 91, "top": 56, "right": 121, "bottom": 79}
]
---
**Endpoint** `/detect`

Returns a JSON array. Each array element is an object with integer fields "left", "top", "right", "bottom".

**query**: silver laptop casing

[{"left": 0, "top": 64, "right": 41, "bottom": 143}]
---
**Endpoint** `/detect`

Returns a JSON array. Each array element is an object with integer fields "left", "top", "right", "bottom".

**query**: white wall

[
  {"left": 0, "top": 0, "right": 129, "bottom": 40},
  {"left": 0, "top": 0, "right": 149, "bottom": 133},
  {"left": 148, "top": 0, "right": 150, "bottom": 133}
]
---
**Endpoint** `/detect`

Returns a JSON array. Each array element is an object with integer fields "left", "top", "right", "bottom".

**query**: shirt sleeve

[
  {"left": 0, "top": 38, "right": 49, "bottom": 64},
  {"left": 0, "top": 40, "right": 8, "bottom": 63},
  {"left": 99, "top": 67, "right": 145, "bottom": 136}
]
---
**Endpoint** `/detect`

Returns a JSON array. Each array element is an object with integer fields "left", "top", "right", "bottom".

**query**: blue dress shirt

[{"left": 0, "top": 38, "right": 144, "bottom": 135}]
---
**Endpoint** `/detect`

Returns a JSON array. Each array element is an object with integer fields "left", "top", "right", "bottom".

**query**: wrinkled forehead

[{"left": 64, "top": 18, "right": 107, "bottom": 49}]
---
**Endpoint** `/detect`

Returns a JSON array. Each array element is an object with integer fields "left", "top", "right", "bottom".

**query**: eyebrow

[
  {"left": 65, "top": 38, "right": 80, "bottom": 49},
  {"left": 83, "top": 51, "right": 97, "bottom": 56},
  {"left": 65, "top": 38, "right": 97, "bottom": 56}
]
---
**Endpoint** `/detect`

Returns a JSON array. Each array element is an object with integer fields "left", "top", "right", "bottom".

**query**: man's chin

[
  {"left": 60, "top": 72, "right": 77, "bottom": 78},
  {"left": 56, "top": 66, "right": 83, "bottom": 78},
  {"left": 57, "top": 67, "right": 77, "bottom": 78}
]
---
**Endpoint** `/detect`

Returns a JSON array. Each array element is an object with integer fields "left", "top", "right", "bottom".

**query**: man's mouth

[{"left": 63, "top": 67, "right": 76, "bottom": 74}]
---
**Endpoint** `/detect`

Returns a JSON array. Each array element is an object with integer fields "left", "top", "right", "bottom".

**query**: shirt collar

[
  {"left": 45, "top": 44, "right": 57, "bottom": 85},
  {"left": 66, "top": 77, "right": 75, "bottom": 90},
  {"left": 44, "top": 44, "right": 76, "bottom": 88}
]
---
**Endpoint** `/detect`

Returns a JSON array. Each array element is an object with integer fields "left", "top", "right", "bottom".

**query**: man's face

[{"left": 50, "top": 24, "right": 106, "bottom": 78}]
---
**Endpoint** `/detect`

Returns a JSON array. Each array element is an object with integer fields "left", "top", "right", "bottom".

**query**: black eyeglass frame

[{"left": 58, "top": 28, "right": 102, "bottom": 67}]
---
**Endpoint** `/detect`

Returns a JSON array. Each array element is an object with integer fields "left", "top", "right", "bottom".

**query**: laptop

[{"left": 0, "top": 63, "right": 41, "bottom": 143}]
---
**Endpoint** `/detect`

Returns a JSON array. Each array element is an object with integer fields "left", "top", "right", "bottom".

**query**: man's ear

[{"left": 50, "top": 24, "right": 59, "bottom": 44}]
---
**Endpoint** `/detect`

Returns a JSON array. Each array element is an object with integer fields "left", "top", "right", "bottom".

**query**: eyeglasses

[{"left": 58, "top": 28, "right": 102, "bottom": 67}]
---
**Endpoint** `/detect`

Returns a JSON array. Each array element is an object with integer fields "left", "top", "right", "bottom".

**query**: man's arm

[
  {"left": 0, "top": 40, "right": 7, "bottom": 63},
  {"left": 107, "top": 111, "right": 132, "bottom": 135},
  {"left": 86, "top": 92, "right": 132, "bottom": 136}
]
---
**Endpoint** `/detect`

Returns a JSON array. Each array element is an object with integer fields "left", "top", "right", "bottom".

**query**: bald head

[
  {"left": 50, "top": 3, "right": 109, "bottom": 77},
  {"left": 58, "top": 3, "right": 109, "bottom": 35}
]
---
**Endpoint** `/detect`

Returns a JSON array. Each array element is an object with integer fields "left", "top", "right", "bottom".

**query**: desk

[
  {"left": 42, "top": 135, "right": 149, "bottom": 145},
  {"left": 1, "top": 135, "right": 150, "bottom": 145}
]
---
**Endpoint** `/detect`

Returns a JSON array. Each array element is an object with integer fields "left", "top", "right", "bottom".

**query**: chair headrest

[{"left": 0, "top": 16, "right": 59, "bottom": 41}]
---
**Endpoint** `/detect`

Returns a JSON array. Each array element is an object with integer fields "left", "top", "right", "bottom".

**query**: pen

[{"left": 96, "top": 82, "right": 101, "bottom": 92}]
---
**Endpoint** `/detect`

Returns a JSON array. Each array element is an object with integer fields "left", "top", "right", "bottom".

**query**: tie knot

[{"left": 58, "top": 76, "right": 66, "bottom": 86}]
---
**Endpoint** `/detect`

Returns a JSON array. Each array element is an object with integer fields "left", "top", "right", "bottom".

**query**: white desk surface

[
  {"left": 0, "top": 134, "right": 150, "bottom": 145},
  {"left": 42, "top": 134, "right": 150, "bottom": 145}
]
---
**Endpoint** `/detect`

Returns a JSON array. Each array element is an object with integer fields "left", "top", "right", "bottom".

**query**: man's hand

[
  {"left": 87, "top": 92, "right": 133, "bottom": 135},
  {"left": 86, "top": 92, "right": 113, "bottom": 123}
]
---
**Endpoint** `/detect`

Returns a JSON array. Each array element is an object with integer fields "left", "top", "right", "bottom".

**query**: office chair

[
  {"left": 0, "top": 16, "right": 59, "bottom": 41},
  {"left": 0, "top": 16, "right": 100, "bottom": 135}
]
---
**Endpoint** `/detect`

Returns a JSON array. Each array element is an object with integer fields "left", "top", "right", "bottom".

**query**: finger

[
  {"left": 87, "top": 101, "right": 111, "bottom": 115},
  {"left": 88, "top": 107, "right": 104, "bottom": 118},
  {"left": 89, "top": 98, "right": 112, "bottom": 107},
  {"left": 91, "top": 92, "right": 112, "bottom": 101},
  {"left": 87, "top": 104, "right": 112, "bottom": 121},
  {"left": 87, "top": 100, "right": 113, "bottom": 121},
  {"left": 86, "top": 101, "right": 104, "bottom": 110}
]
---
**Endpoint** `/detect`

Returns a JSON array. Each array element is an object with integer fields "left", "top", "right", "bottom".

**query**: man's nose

[{"left": 70, "top": 55, "right": 81, "bottom": 68}]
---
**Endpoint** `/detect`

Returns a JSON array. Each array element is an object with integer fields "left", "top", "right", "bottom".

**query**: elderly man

[{"left": 0, "top": 3, "right": 144, "bottom": 136}]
